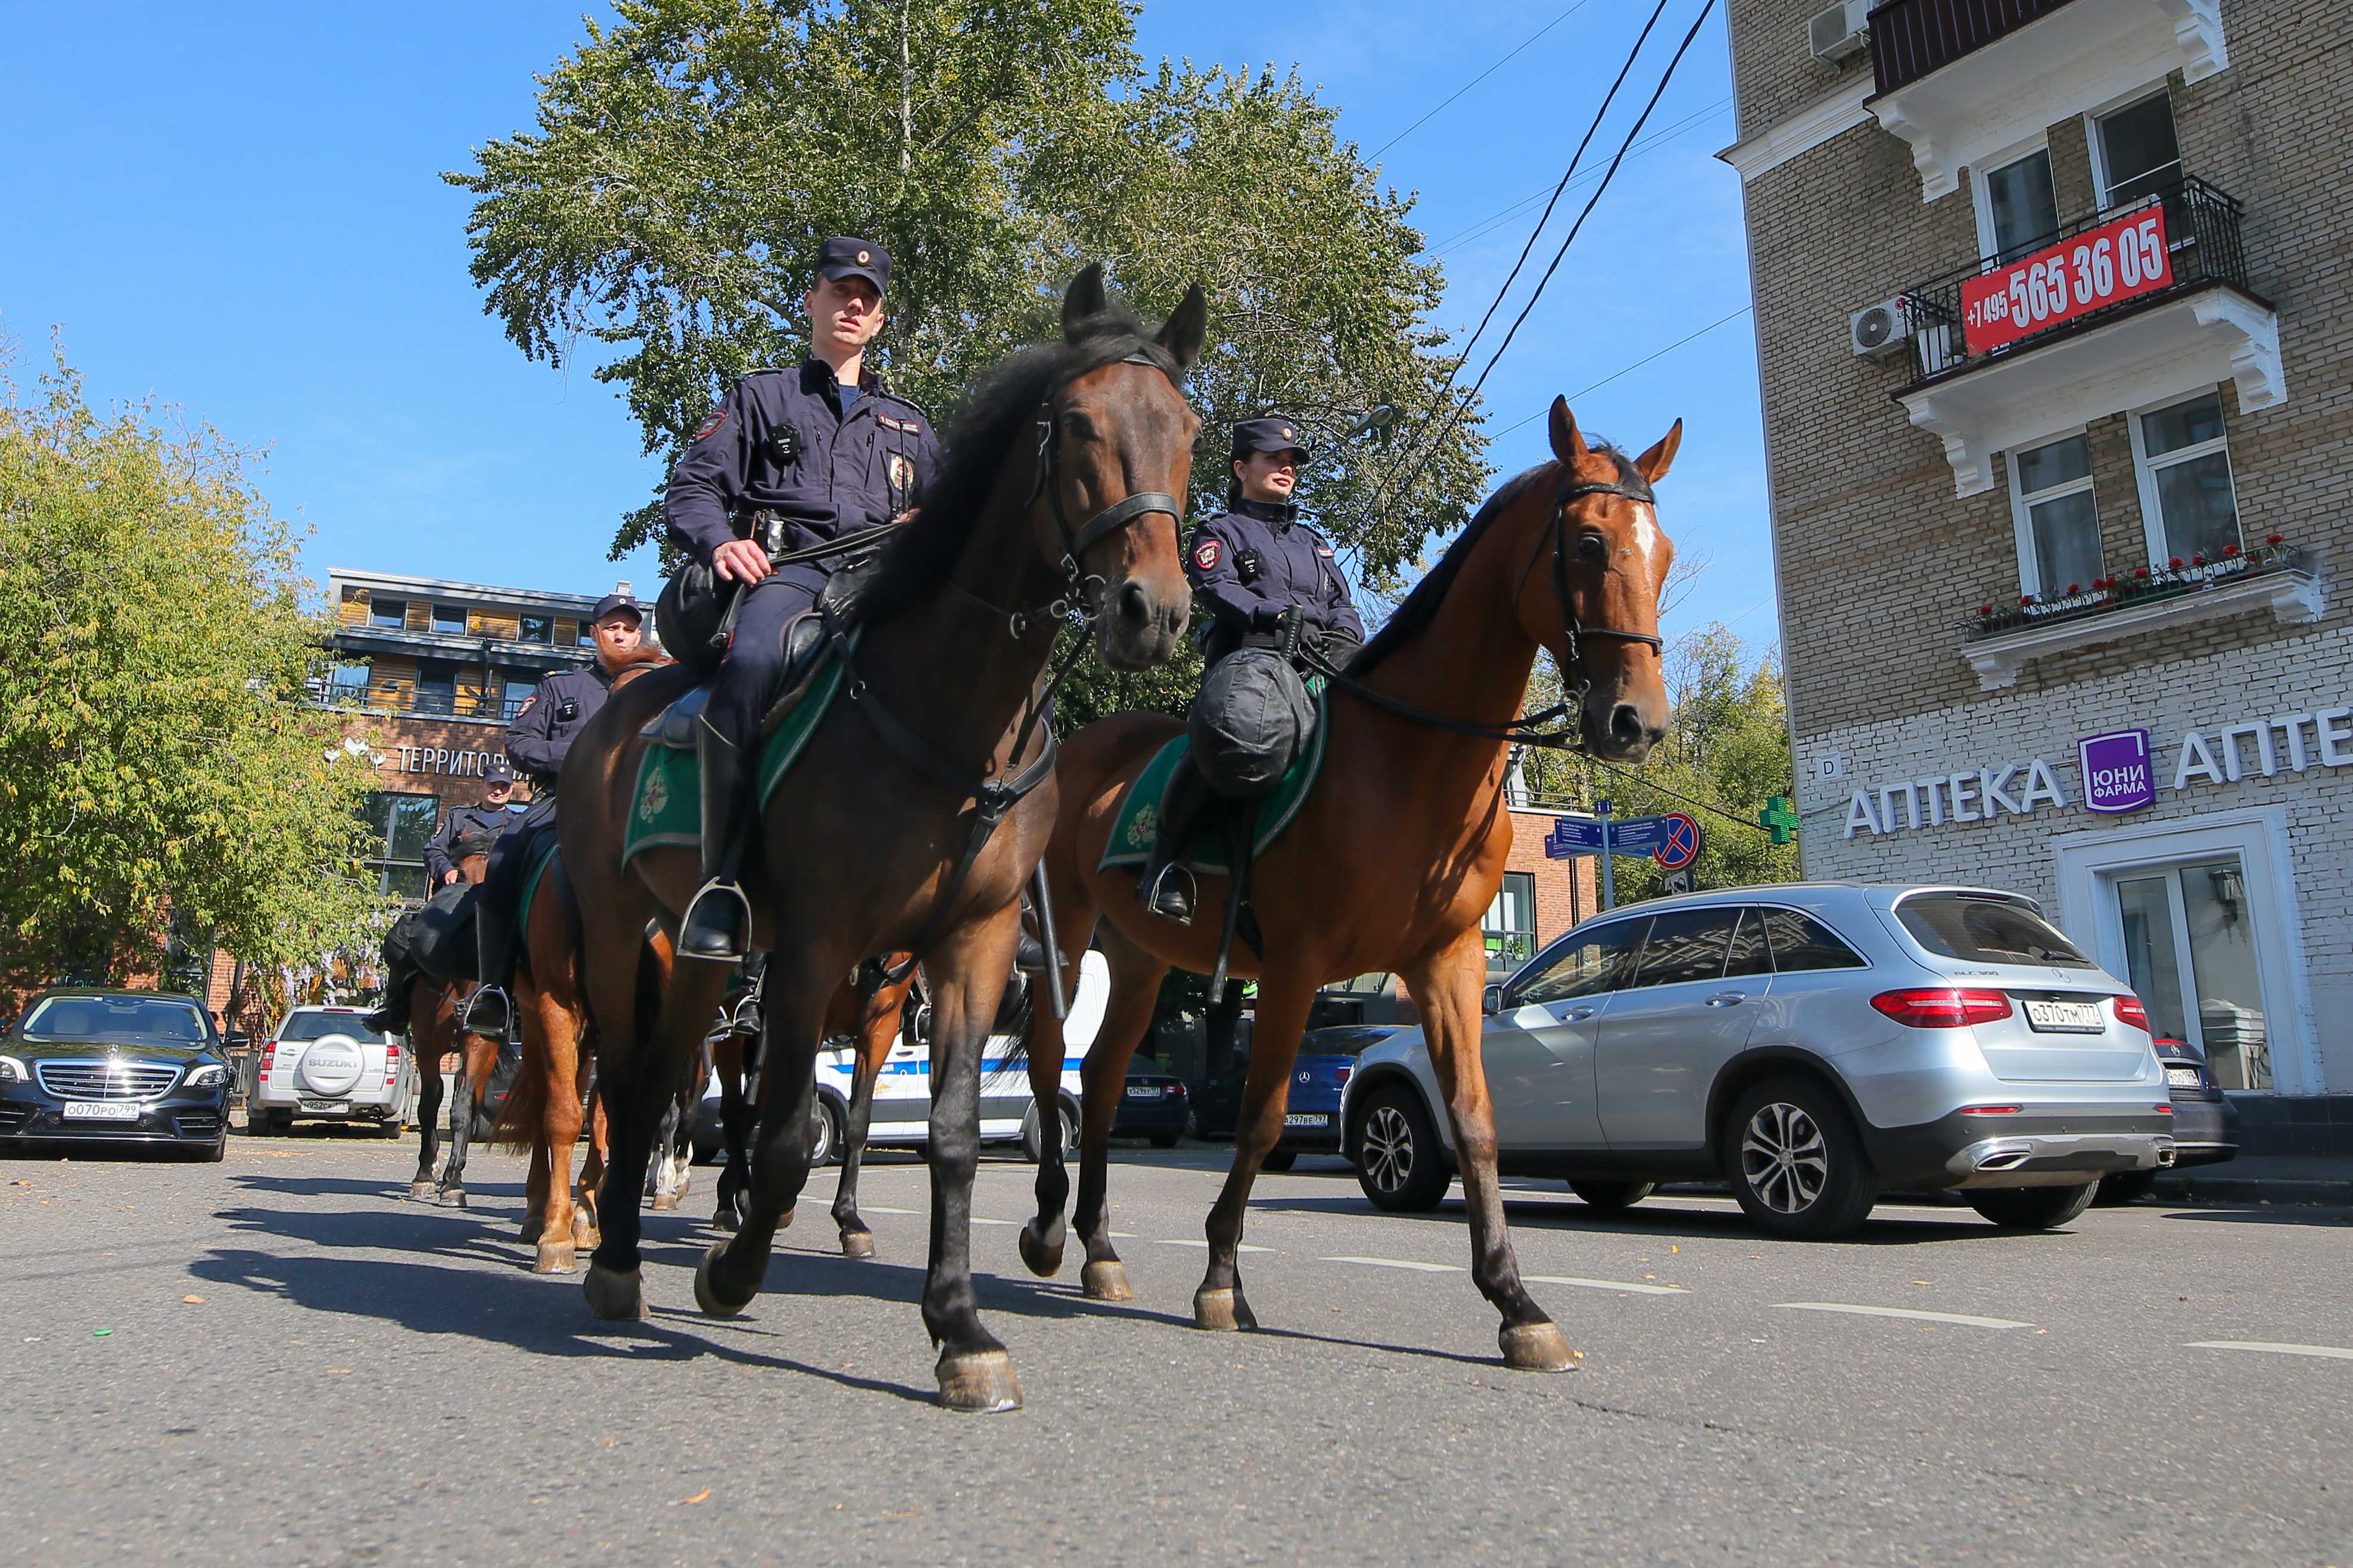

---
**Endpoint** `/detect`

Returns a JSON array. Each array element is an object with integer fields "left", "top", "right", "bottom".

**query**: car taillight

[
  {"left": 1168, "top": 1082, "right": 1185, "bottom": 1100},
  {"left": 2155, "top": 1104, "right": 2174, "bottom": 1114},
  {"left": 384, "top": 1042, "right": 400, "bottom": 1071},
  {"left": 1870, "top": 988, "right": 2013, "bottom": 1028},
  {"left": 1957, "top": 1105, "right": 2024, "bottom": 1115},
  {"left": 2111, "top": 995, "right": 2152, "bottom": 1033},
  {"left": 1336, "top": 1065, "right": 1352, "bottom": 1084},
  {"left": 261, "top": 1043, "right": 276, "bottom": 1074}
]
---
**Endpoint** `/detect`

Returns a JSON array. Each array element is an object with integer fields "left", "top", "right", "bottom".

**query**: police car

[{"left": 696, "top": 951, "right": 1109, "bottom": 1165}]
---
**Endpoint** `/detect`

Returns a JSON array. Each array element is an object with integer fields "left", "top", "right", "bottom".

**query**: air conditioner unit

[
  {"left": 1849, "top": 297, "right": 1913, "bottom": 359},
  {"left": 1808, "top": 0, "right": 1870, "bottom": 66}
]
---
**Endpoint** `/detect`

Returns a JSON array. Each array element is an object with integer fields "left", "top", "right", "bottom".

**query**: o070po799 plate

[
  {"left": 2022, "top": 999, "right": 2106, "bottom": 1034},
  {"left": 62, "top": 1101, "right": 142, "bottom": 1121}
]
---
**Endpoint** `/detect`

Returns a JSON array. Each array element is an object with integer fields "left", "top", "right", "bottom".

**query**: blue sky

[{"left": 0, "top": 0, "right": 1771, "bottom": 654}]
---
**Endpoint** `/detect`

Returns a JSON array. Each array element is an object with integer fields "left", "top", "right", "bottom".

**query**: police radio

[{"left": 766, "top": 425, "right": 802, "bottom": 467}]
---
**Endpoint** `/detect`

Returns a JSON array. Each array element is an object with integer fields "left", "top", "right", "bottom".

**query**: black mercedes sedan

[{"left": 0, "top": 988, "right": 232, "bottom": 1161}]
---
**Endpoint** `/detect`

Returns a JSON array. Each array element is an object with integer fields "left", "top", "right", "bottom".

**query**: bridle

[{"left": 1301, "top": 462, "right": 1664, "bottom": 751}]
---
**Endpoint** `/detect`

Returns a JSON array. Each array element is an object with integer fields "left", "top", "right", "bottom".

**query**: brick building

[{"left": 1722, "top": 0, "right": 2353, "bottom": 1148}]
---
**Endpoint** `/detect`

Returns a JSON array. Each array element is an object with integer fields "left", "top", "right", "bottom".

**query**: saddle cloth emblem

[
  {"left": 1126, "top": 802, "right": 1159, "bottom": 850},
  {"left": 639, "top": 768, "right": 670, "bottom": 823}
]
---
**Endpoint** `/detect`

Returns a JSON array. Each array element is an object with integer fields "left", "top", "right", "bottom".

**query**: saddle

[
  {"left": 381, "top": 878, "right": 481, "bottom": 984},
  {"left": 645, "top": 553, "right": 882, "bottom": 743}
]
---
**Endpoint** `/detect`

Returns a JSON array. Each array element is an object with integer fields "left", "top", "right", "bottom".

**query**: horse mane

[
  {"left": 1345, "top": 443, "right": 1642, "bottom": 677},
  {"left": 848, "top": 306, "right": 1182, "bottom": 628}
]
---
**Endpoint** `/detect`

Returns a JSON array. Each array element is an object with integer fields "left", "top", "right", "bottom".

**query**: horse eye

[
  {"left": 1191, "top": 431, "right": 1208, "bottom": 454},
  {"left": 1576, "top": 532, "right": 1608, "bottom": 563},
  {"left": 1064, "top": 411, "right": 1098, "bottom": 443}
]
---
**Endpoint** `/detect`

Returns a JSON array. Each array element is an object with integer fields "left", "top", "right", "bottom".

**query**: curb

[{"left": 2147, "top": 1174, "right": 2353, "bottom": 1208}]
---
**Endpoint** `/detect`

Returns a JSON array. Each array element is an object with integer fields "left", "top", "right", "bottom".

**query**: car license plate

[
  {"left": 63, "top": 1101, "right": 140, "bottom": 1121},
  {"left": 1283, "top": 1112, "right": 1328, "bottom": 1128},
  {"left": 1124, "top": 1086, "right": 1159, "bottom": 1099},
  {"left": 2022, "top": 999, "right": 2105, "bottom": 1034},
  {"left": 300, "top": 1099, "right": 350, "bottom": 1114},
  {"left": 2165, "top": 1067, "right": 2202, "bottom": 1087}
]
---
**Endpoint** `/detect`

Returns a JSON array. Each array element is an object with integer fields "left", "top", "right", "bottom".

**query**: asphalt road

[{"left": 5, "top": 1130, "right": 2349, "bottom": 1567}]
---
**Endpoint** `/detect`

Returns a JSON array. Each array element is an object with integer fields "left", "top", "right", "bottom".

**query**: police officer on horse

[
  {"left": 1136, "top": 417, "right": 1365, "bottom": 924},
  {"left": 465, "top": 591, "right": 647, "bottom": 1033},
  {"left": 661, "top": 235, "right": 941, "bottom": 963},
  {"left": 424, "top": 757, "right": 523, "bottom": 889}
]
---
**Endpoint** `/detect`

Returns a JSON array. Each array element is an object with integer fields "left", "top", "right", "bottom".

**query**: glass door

[{"left": 2109, "top": 856, "right": 2270, "bottom": 1089}]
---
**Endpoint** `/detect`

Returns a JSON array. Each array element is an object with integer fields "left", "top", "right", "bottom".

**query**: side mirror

[
  {"left": 223, "top": 1031, "right": 251, "bottom": 1050},
  {"left": 1481, "top": 985, "right": 1504, "bottom": 1017}
]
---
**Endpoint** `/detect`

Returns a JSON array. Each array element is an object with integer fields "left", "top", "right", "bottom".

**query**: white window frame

[
  {"left": 2127, "top": 384, "right": 2241, "bottom": 566},
  {"left": 1969, "top": 133, "right": 2055, "bottom": 263},
  {"left": 2005, "top": 426, "right": 2100, "bottom": 599},
  {"left": 2050, "top": 805, "right": 2319, "bottom": 1095},
  {"left": 2083, "top": 87, "right": 2180, "bottom": 211}
]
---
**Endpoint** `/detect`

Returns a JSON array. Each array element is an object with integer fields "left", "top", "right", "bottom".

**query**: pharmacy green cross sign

[{"left": 1758, "top": 796, "right": 1799, "bottom": 845}]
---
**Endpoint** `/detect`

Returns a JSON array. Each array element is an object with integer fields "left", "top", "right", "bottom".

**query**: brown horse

[
  {"left": 404, "top": 840, "right": 500, "bottom": 1206},
  {"left": 1017, "top": 400, "right": 1678, "bottom": 1371},
  {"left": 559, "top": 268, "right": 1203, "bottom": 1411}
]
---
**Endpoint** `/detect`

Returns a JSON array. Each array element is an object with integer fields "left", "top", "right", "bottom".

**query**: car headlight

[
  {"left": 185, "top": 1064, "right": 231, "bottom": 1089},
  {"left": 0, "top": 1054, "right": 26, "bottom": 1083}
]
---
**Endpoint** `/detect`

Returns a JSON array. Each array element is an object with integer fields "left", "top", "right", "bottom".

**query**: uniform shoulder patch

[
  {"left": 1193, "top": 537, "right": 1222, "bottom": 571},
  {"left": 692, "top": 404, "right": 729, "bottom": 441},
  {"left": 1315, "top": 540, "right": 1335, "bottom": 557},
  {"left": 515, "top": 695, "right": 537, "bottom": 717}
]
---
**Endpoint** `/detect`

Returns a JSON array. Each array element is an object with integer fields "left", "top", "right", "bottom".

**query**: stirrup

[
  {"left": 1138, "top": 863, "right": 1197, "bottom": 926},
  {"left": 728, "top": 993, "right": 764, "bottom": 1039},
  {"left": 463, "top": 986, "right": 512, "bottom": 1037},
  {"left": 680, "top": 878, "right": 752, "bottom": 962}
]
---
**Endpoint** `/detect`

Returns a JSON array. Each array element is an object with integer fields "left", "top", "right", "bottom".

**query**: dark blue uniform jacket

[
  {"left": 1187, "top": 498, "right": 1365, "bottom": 656},
  {"left": 504, "top": 664, "right": 619, "bottom": 790},
  {"left": 424, "top": 802, "right": 523, "bottom": 884},
  {"left": 664, "top": 359, "right": 941, "bottom": 566}
]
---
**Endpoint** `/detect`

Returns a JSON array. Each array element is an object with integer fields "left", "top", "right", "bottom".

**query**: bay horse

[
  {"left": 403, "top": 835, "right": 500, "bottom": 1207},
  {"left": 559, "top": 267, "right": 1203, "bottom": 1411},
  {"left": 1016, "top": 400, "right": 1678, "bottom": 1372}
]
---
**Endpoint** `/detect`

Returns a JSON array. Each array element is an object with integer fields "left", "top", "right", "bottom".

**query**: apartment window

[
  {"left": 1977, "top": 147, "right": 2059, "bottom": 263},
  {"left": 358, "top": 791, "right": 439, "bottom": 901},
  {"left": 2132, "top": 391, "right": 2240, "bottom": 563},
  {"left": 2008, "top": 432, "right": 2103, "bottom": 597},
  {"left": 1483, "top": 871, "right": 1537, "bottom": 976},
  {"left": 577, "top": 621, "right": 600, "bottom": 647},
  {"left": 369, "top": 597, "right": 409, "bottom": 630},
  {"left": 2093, "top": 92, "right": 2181, "bottom": 210},
  {"left": 326, "top": 662, "right": 371, "bottom": 703},
  {"left": 518, "top": 615, "right": 553, "bottom": 644},
  {"left": 414, "top": 657, "right": 459, "bottom": 716},
  {"left": 431, "top": 603, "right": 468, "bottom": 635},
  {"left": 503, "top": 678, "right": 537, "bottom": 719}
]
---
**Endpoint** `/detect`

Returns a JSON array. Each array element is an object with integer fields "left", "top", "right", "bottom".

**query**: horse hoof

[
  {"left": 649, "top": 1192, "right": 677, "bottom": 1212},
  {"left": 534, "top": 1240, "right": 578, "bottom": 1275},
  {"left": 1016, "top": 1220, "right": 1064, "bottom": 1279},
  {"left": 779, "top": 1204, "right": 795, "bottom": 1230},
  {"left": 519, "top": 1217, "right": 546, "bottom": 1245},
  {"left": 574, "top": 1221, "right": 602, "bottom": 1250},
  {"left": 438, "top": 1188, "right": 467, "bottom": 1209},
  {"left": 582, "top": 1262, "right": 649, "bottom": 1321},
  {"left": 839, "top": 1230, "right": 875, "bottom": 1260},
  {"left": 711, "top": 1208, "right": 739, "bottom": 1234},
  {"left": 407, "top": 1180, "right": 436, "bottom": 1200},
  {"left": 1081, "top": 1261, "right": 1134, "bottom": 1302},
  {"left": 935, "top": 1349, "right": 1023, "bottom": 1414},
  {"left": 1193, "top": 1286, "right": 1257, "bottom": 1332},
  {"left": 693, "top": 1240, "right": 757, "bottom": 1319},
  {"left": 1499, "top": 1321, "right": 1579, "bottom": 1373}
]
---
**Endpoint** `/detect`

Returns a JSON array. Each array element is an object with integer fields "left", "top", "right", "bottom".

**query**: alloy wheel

[
  {"left": 1740, "top": 1101, "right": 1829, "bottom": 1213},
  {"left": 1361, "top": 1104, "right": 1414, "bottom": 1195}
]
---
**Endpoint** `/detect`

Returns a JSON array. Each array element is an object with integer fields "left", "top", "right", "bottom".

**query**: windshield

[
  {"left": 1297, "top": 1027, "right": 1395, "bottom": 1057},
  {"left": 22, "top": 996, "right": 210, "bottom": 1045},
  {"left": 1896, "top": 893, "right": 2094, "bottom": 969},
  {"left": 278, "top": 1011, "right": 387, "bottom": 1045}
]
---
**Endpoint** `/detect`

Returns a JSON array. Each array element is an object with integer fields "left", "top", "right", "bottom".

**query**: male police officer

[
  {"left": 424, "top": 759, "right": 523, "bottom": 889},
  {"left": 464, "top": 593, "right": 646, "bottom": 1033},
  {"left": 662, "top": 235, "right": 941, "bottom": 963},
  {"left": 1137, "top": 417, "right": 1365, "bottom": 924}
]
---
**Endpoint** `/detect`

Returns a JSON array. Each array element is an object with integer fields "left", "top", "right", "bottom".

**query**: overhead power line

[
  {"left": 1490, "top": 305, "right": 1751, "bottom": 438},
  {"left": 1364, "top": 1, "right": 1598, "bottom": 163},
  {"left": 1424, "top": 98, "right": 1732, "bottom": 258}
]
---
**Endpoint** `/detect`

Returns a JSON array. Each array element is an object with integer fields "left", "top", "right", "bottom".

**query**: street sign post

[{"left": 1543, "top": 803, "right": 1698, "bottom": 912}]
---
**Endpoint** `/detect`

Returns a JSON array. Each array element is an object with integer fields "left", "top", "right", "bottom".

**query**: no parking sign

[{"left": 1653, "top": 812, "right": 1701, "bottom": 871}]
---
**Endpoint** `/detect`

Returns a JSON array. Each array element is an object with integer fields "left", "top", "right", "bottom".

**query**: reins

[{"left": 1301, "top": 466, "right": 1663, "bottom": 752}]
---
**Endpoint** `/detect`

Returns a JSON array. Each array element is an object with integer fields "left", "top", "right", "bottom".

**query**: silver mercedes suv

[{"left": 1342, "top": 885, "right": 2175, "bottom": 1238}]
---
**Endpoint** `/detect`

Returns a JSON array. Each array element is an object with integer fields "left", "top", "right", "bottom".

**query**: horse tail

[{"left": 488, "top": 1042, "right": 546, "bottom": 1154}]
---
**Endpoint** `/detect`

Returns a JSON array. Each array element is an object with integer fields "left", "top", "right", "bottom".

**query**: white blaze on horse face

[{"left": 1628, "top": 503, "right": 1666, "bottom": 593}]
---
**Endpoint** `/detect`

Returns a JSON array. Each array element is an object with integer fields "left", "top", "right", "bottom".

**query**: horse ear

[
  {"left": 1157, "top": 283, "right": 1208, "bottom": 372},
  {"left": 1634, "top": 419, "right": 1683, "bottom": 485},
  {"left": 1063, "top": 264, "right": 1109, "bottom": 342},
  {"left": 1547, "top": 397, "right": 1591, "bottom": 465}
]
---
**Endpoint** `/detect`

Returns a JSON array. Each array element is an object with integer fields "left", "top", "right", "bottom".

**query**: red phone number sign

[{"left": 1960, "top": 205, "right": 2172, "bottom": 354}]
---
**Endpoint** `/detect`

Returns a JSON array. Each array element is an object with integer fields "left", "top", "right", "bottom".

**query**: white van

[{"left": 696, "top": 953, "right": 1109, "bottom": 1165}]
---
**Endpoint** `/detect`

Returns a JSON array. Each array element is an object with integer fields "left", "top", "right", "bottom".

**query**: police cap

[
  {"left": 1231, "top": 417, "right": 1310, "bottom": 464},
  {"left": 482, "top": 757, "right": 516, "bottom": 784},
  {"left": 590, "top": 592, "right": 642, "bottom": 624},
  {"left": 817, "top": 236, "right": 891, "bottom": 297}
]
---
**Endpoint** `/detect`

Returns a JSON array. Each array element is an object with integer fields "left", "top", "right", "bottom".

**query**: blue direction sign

[
  {"left": 1544, "top": 813, "right": 1677, "bottom": 860},
  {"left": 1544, "top": 817, "right": 1607, "bottom": 856}
]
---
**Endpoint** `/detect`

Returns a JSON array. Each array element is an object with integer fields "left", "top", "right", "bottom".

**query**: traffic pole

[{"left": 1596, "top": 799, "right": 1616, "bottom": 912}]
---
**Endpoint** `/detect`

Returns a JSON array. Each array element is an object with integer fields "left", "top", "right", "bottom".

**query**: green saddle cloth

[
  {"left": 518, "top": 840, "right": 559, "bottom": 939},
  {"left": 1098, "top": 679, "right": 1327, "bottom": 878},
  {"left": 623, "top": 638, "right": 855, "bottom": 867}
]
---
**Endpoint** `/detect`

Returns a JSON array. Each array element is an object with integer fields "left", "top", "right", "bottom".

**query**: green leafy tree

[
  {"left": 0, "top": 351, "right": 384, "bottom": 991},
  {"left": 1522, "top": 624, "right": 1801, "bottom": 903},
  {"left": 444, "top": 0, "right": 1492, "bottom": 666}
]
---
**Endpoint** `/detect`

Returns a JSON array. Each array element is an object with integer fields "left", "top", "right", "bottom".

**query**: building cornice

[
  {"left": 1717, "top": 79, "right": 1875, "bottom": 183},
  {"left": 326, "top": 567, "right": 609, "bottom": 615}
]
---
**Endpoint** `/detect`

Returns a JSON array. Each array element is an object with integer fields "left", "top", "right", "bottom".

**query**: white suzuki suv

[{"left": 249, "top": 1006, "right": 414, "bottom": 1136}]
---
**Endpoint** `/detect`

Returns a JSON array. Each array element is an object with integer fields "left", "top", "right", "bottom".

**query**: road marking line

[
  {"left": 1775, "top": 1302, "right": 2030, "bottom": 1329},
  {"left": 861, "top": 1207, "right": 919, "bottom": 1214},
  {"left": 1156, "top": 1239, "right": 1274, "bottom": 1253},
  {"left": 1526, "top": 1275, "right": 1689, "bottom": 1295},
  {"left": 2186, "top": 1341, "right": 2353, "bottom": 1361},
  {"left": 972, "top": 1218, "right": 1019, "bottom": 1227},
  {"left": 1322, "top": 1256, "right": 1462, "bottom": 1273}
]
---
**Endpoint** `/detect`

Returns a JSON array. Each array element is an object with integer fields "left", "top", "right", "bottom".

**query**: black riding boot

[
  {"left": 1135, "top": 757, "right": 1213, "bottom": 925},
  {"left": 679, "top": 715, "right": 754, "bottom": 962},
  {"left": 365, "top": 957, "right": 417, "bottom": 1036},
  {"left": 465, "top": 894, "right": 513, "bottom": 1036}
]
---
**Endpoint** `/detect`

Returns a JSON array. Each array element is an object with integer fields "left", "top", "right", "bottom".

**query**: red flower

[
  {"left": 2065, "top": 582, "right": 2079, "bottom": 594},
  {"left": 2192, "top": 553, "right": 2206, "bottom": 566},
  {"left": 2224, "top": 543, "right": 2241, "bottom": 557},
  {"left": 2019, "top": 594, "right": 2034, "bottom": 606},
  {"left": 1979, "top": 604, "right": 1993, "bottom": 616},
  {"left": 2134, "top": 566, "right": 2150, "bottom": 578},
  {"left": 2268, "top": 533, "right": 2285, "bottom": 545},
  {"left": 2168, "top": 556, "right": 2185, "bottom": 569}
]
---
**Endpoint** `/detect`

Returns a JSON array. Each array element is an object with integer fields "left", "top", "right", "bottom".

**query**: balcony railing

[
  {"left": 309, "top": 682, "right": 531, "bottom": 723},
  {"left": 1866, "top": 0, "right": 2074, "bottom": 96},
  {"left": 1897, "top": 176, "right": 2252, "bottom": 386}
]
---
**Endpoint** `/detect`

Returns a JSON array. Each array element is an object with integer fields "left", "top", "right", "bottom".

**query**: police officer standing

[
  {"left": 1136, "top": 418, "right": 1365, "bottom": 924},
  {"left": 465, "top": 592, "right": 646, "bottom": 1033},
  {"left": 662, "top": 235, "right": 940, "bottom": 964},
  {"left": 423, "top": 758, "right": 524, "bottom": 889}
]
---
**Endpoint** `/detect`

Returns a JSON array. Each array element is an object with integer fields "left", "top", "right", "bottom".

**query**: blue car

[
  {"left": 1191, "top": 1025, "right": 1402, "bottom": 1170},
  {"left": 0, "top": 988, "right": 233, "bottom": 1161}
]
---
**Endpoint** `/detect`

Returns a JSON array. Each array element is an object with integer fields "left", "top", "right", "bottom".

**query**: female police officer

[{"left": 1136, "top": 417, "right": 1364, "bottom": 924}]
